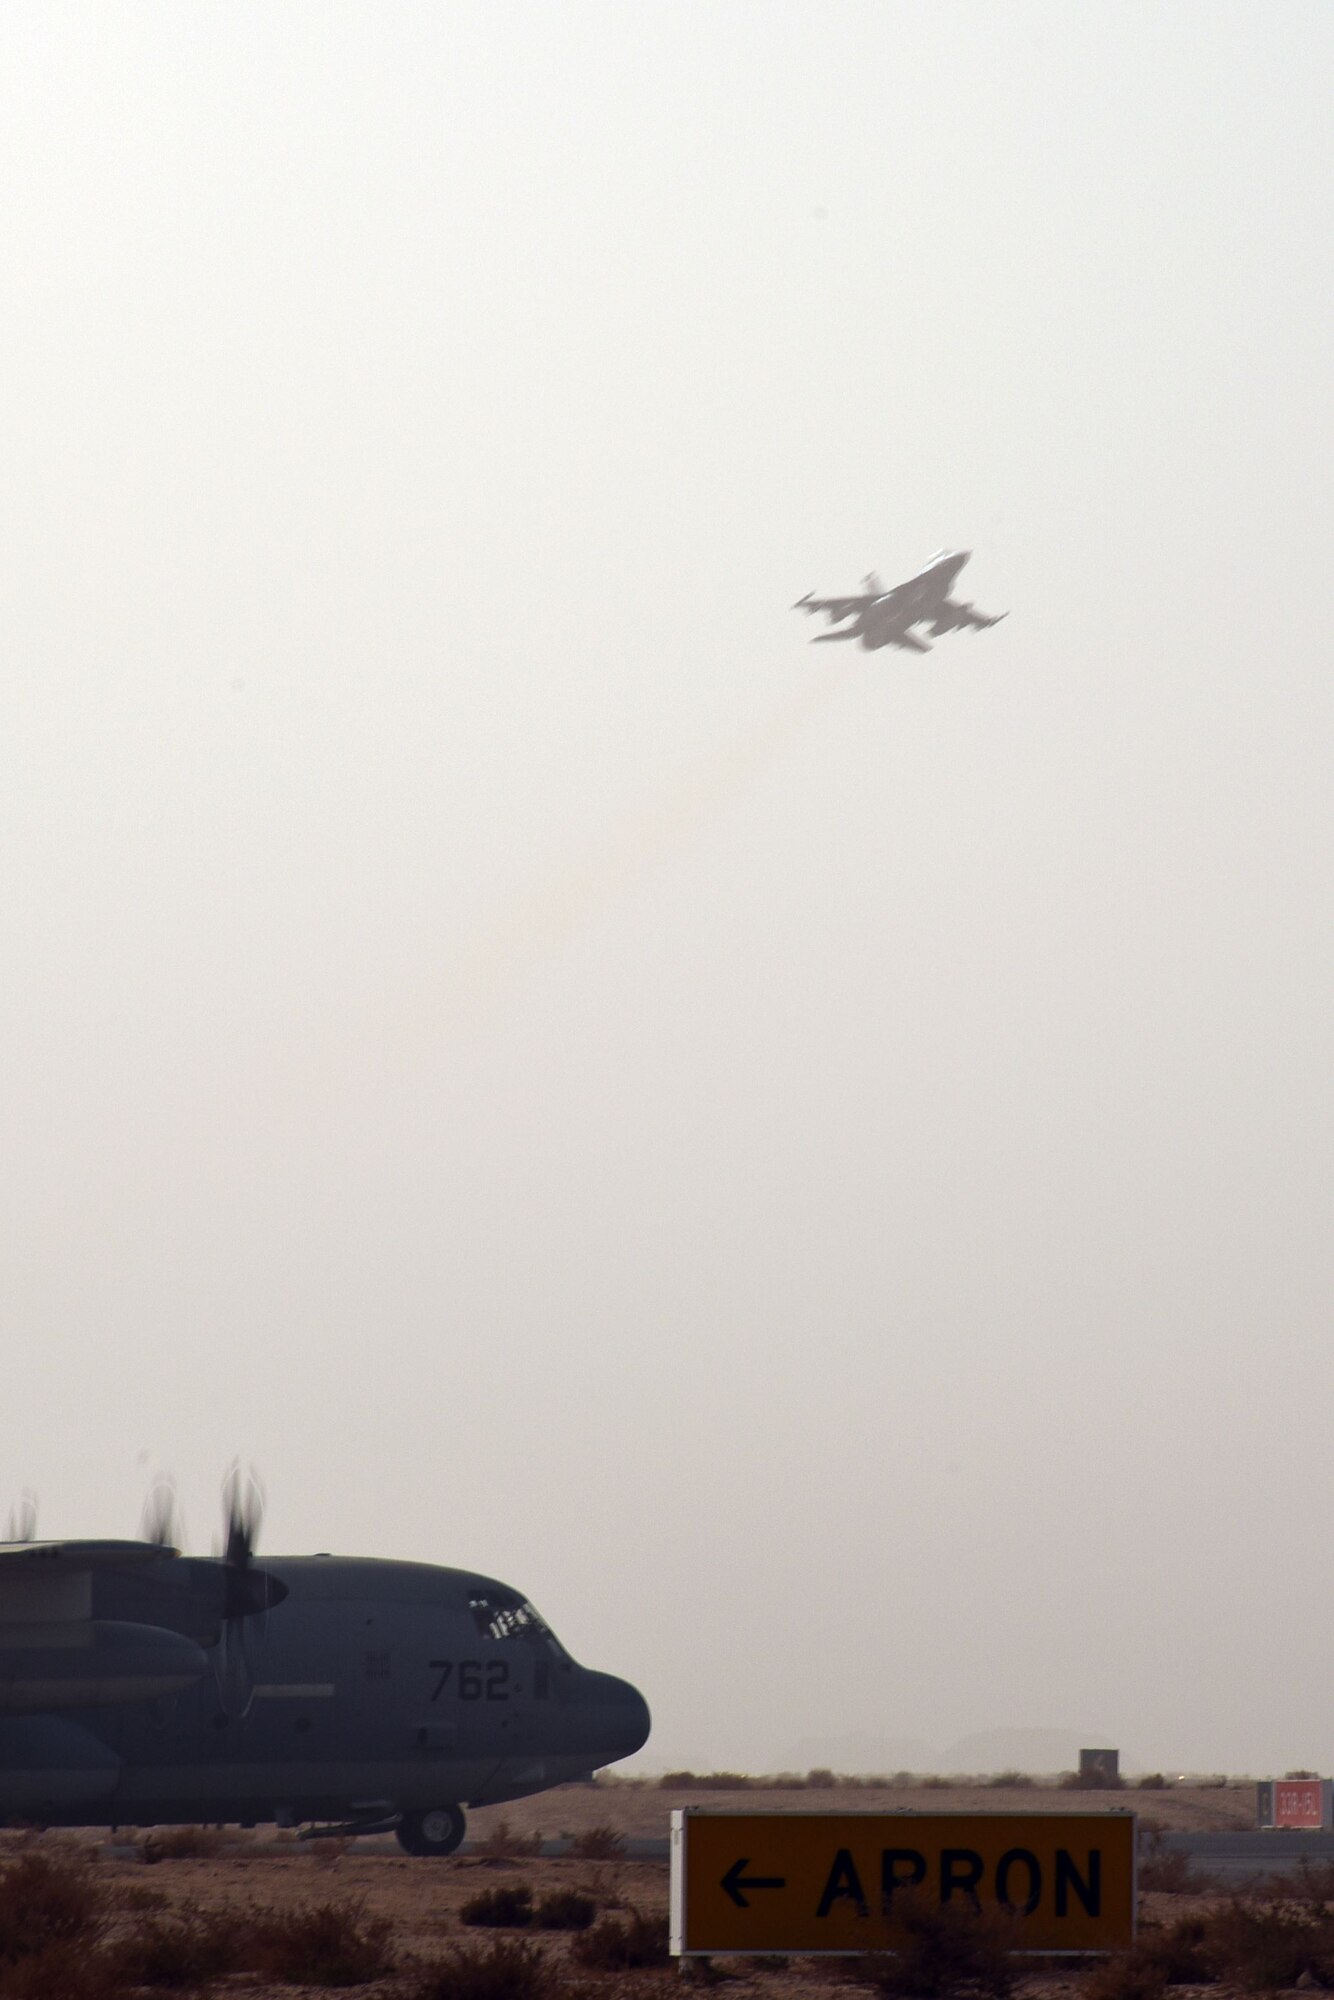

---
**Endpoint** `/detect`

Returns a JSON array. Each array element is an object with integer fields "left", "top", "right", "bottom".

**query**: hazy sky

[{"left": 2, "top": 2, "right": 1331, "bottom": 1777}]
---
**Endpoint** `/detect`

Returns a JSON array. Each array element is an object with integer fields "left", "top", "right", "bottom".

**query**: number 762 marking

[{"left": 429, "top": 1659, "right": 510, "bottom": 1701}]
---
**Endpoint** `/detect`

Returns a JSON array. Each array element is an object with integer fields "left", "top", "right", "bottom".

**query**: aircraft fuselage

[{"left": 0, "top": 1558, "right": 649, "bottom": 1837}]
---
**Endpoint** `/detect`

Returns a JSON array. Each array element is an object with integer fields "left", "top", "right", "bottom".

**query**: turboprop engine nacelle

[{"left": 0, "top": 1620, "right": 208, "bottom": 1712}]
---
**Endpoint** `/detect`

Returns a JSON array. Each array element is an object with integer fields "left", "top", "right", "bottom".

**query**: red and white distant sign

[{"left": 1273, "top": 1781, "right": 1331, "bottom": 1829}]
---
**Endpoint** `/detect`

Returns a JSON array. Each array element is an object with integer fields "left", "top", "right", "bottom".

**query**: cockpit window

[{"left": 468, "top": 1587, "right": 562, "bottom": 1651}]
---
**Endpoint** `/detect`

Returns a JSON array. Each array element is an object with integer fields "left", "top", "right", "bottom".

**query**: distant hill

[
  {"left": 941, "top": 1728, "right": 1115, "bottom": 1775},
  {"left": 776, "top": 1726, "right": 1117, "bottom": 1777},
  {"left": 778, "top": 1732, "right": 935, "bottom": 1775}
]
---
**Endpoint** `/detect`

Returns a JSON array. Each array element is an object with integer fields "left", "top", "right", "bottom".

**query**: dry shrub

[
  {"left": 115, "top": 1885, "right": 168, "bottom": 1914},
  {"left": 245, "top": 1898, "right": 395, "bottom": 1985},
  {"left": 565, "top": 1824, "right": 624, "bottom": 1860},
  {"left": 303, "top": 1836, "right": 349, "bottom": 1866},
  {"left": 0, "top": 1850, "right": 107, "bottom": 1964},
  {"left": 847, "top": 1889, "right": 1016, "bottom": 2000},
  {"left": 1137, "top": 1773, "right": 1169, "bottom": 1790},
  {"left": 1136, "top": 1849, "right": 1203, "bottom": 1895},
  {"left": 474, "top": 1819, "right": 543, "bottom": 1860},
  {"left": 570, "top": 1908, "right": 670, "bottom": 1970},
  {"left": 110, "top": 1896, "right": 394, "bottom": 1991},
  {"left": 1081, "top": 1951, "right": 1170, "bottom": 2000},
  {"left": 0, "top": 1940, "right": 124, "bottom": 2000},
  {"left": 1110, "top": 1913, "right": 1213, "bottom": 1991},
  {"left": 1086, "top": 1899, "right": 1334, "bottom": 2000},
  {"left": 1137, "top": 1823, "right": 1211, "bottom": 1894},
  {"left": 1060, "top": 1769, "right": 1126, "bottom": 1792},
  {"left": 1198, "top": 1896, "right": 1334, "bottom": 1991},
  {"left": 138, "top": 1827, "right": 226, "bottom": 1864},
  {"left": 534, "top": 1891, "right": 595, "bottom": 1931},
  {"left": 987, "top": 1772, "right": 1035, "bottom": 1789},
  {"left": 0, "top": 1852, "right": 112, "bottom": 1999},
  {"left": 570, "top": 1862, "right": 625, "bottom": 1910},
  {"left": 106, "top": 1903, "right": 240, "bottom": 1988},
  {"left": 1263, "top": 1860, "right": 1334, "bottom": 1906},
  {"left": 398, "top": 1935, "right": 557, "bottom": 2000},
  {"left": 658, "top": 1771, "right": 751, "bottom": 1791},
  {"left": 460, "top": 1884, "right": 533, "bottom": 1929},
  {"left": 806, "top": 1768, "right": 837, "bottom": 1789}
]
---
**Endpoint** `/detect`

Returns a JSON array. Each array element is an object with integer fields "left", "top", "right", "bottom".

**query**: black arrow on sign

[{"left": 721, "top": 1857, "right": 787, "bottom": 1909}]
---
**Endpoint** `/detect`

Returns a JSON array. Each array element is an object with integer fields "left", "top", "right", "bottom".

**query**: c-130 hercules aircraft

[
  {"left": 793, "top": 549, "right": 1006, "bottom": 654},
  {"left": 0, "top": 1477, "right": 650, "bottom": 1856}
]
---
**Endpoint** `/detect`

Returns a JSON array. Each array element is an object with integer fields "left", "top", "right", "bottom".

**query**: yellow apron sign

[{"left": 670, "top": 1810, "right": 1136, "bottom": 1957}]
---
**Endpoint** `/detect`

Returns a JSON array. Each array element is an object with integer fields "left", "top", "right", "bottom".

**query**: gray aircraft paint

[
  {"left": 793, "top": 551, "right": 1005, "bottom": 654},
  {"left": 0, "top": 1549, "right": 649, "bottom": 1848}
]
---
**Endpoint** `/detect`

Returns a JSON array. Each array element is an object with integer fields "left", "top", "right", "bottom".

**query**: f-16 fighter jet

[{"left": 793, "top": 550, "right": 1006, "bottom": 654}]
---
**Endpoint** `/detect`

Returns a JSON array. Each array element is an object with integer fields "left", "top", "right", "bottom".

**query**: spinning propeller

[
  {"left": 214, "top": 1463, "right": 280, "bottom": 1715},
  {"left": 5, "top": 1491, "right": 37, "bottom": 1543},
  {"left": 141, "top": 1472, "right": 185, "bottom": 1552},
  {"left": 140, "top": 1463, "right": 285, "bottom": 1716}
]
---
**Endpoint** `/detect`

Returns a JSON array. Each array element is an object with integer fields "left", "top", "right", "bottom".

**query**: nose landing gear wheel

[{"left": 397, "top": 1803, "right": 466, "bottom": 1856}]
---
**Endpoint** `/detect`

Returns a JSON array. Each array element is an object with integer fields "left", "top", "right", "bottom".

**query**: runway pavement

[
  {"left": 483, "top": 1830, "right": 1334, "bottom": 1876},
  {"left": 1160, "top": 1829, "right": 1334, "bottom": 1883},
  {"left": 105, "top": 1824, "right": 1334, "bottom": 1877}
]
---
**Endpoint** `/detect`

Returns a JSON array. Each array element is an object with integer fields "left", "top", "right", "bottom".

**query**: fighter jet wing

[{"left": 792, "top": 590, "right": 880, "bottom": 625}]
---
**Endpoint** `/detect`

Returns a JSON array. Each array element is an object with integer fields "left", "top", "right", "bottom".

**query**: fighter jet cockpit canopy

[{"left": 467, "top": 1584, "right": 570, "bottom": 1659}]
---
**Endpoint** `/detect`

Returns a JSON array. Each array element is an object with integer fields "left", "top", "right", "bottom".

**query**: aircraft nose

[
  {"left": 587, "top": 1671, "right": 651, "bottom": 1762},
  {"left": 618, "top": 1680, "right": 651, "bottom": 1757}
]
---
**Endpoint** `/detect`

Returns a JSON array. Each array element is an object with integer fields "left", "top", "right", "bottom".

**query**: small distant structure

[
  {"left": 1079, "top": 1748, "right": 1120, "bottom": 1784},
  {"left": 1258, "top": 1777, "right": 1334, "bottom": 1829}
]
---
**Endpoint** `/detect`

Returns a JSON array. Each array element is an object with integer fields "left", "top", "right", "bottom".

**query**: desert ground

[
  {"left": 470, "top": 1773, "right": 1260, "bottom": 1840},
  {"left": 0, "top": 1776, "right": 1305, "bottom": 1999}
]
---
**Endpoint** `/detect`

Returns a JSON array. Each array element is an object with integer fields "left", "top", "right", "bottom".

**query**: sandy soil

[
  {"left": 471, "top": 1775, "right": 1259, "bottom": 1840},
  {"left": 4, "top": 1785, "right": 1262, "bottom": 1999}
]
